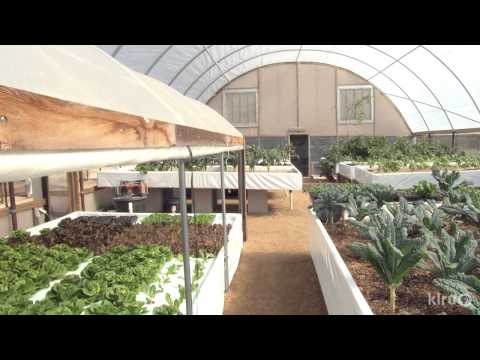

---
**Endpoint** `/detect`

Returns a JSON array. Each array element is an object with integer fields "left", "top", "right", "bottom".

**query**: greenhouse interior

[{"left": 1, "top": 45, "right": 480, "bottom": 315}]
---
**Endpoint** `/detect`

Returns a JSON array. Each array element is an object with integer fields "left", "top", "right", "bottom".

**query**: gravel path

[{"left": 223, "top": 191, "right": 327, "bottom": 315}]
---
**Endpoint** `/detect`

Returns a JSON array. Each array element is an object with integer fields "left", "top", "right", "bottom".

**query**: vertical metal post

[
  {"left": 220, "top": 152, "right": 229, "bottom": 292},
  {"left": 451, "top": 132, "right": 456, "bottom": 149},
  {"left": 178, "top": 160, "right": 193, "bottom": 315},
  {"left": 8, "top": 182, "right": 18, "bottom": 231},
  {"left": 238, "top": 149, "right": 247, "bottom": 242}
]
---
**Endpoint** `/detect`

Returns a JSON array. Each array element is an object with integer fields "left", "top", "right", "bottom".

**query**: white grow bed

[
  {"left": 337, "top": 162, "right": 480, "bottom": 189},
  {"left": 337, "top": 162, "right": 369, "bottom": 181},
  {"left": 27, "top": 212, "right": 243, "bottom": 315},
  {"left": 309, "top": 209, "right": 373, "bottom": 315},
  {"left": 96, "top": 164, "right": 303, "bottom": 191}
]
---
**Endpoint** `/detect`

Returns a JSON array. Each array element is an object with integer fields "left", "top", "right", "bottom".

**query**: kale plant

[{"left": 348, "top": 209, "right": 428, "bottom": 313}]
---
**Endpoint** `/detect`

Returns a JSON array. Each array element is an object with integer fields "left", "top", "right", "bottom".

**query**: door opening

[{"left": 289, "top": 134, "right": 309, "bottom": 176}]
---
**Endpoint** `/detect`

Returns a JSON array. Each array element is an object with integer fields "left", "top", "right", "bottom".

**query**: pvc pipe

[{"left": 0, "top": 145, "right": 243, "bottom": 183}]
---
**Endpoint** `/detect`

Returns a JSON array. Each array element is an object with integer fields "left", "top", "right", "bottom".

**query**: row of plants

[
  {"left": 309, "top": 174, "right": 480, "bottom": 314},
  {"left": 135, "top": 144, "right": 294, "bottom": 174},
  {"left": 141, "top": 213, "right": 216, "bottom": 225},
  {"left": 0, "top": 215, "right": 228, "bottom": 315},
  {"left": 318, "top": 136, "right": 480, "bottom": 177}
]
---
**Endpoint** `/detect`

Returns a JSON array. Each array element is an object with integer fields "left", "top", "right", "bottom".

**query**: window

[
  {"left": 337, "top": 85, "right": 374, "bottom": 124},
  {"left": 223, "top": 89, "right": 258, "bottom": 128}
]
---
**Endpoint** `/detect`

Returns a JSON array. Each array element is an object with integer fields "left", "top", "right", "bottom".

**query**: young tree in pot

[{"left": 348, "top": 210, "right": 428, "bottom": 313}]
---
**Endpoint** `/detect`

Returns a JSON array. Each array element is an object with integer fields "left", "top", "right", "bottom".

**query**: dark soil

[
  {"left": 325, "top": 224, "right": 472, "bottom": 315},
  {"left": 32, "top": 217, "right": 230, "bottom": 256}
]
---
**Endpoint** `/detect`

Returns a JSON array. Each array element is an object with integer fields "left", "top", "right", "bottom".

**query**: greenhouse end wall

[{"left": 207, "top": 63, "right": 411, "bottom": 175}]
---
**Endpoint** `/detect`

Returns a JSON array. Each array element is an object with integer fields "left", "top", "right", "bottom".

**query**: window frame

[
  {"left": 222, "top": 88, "right": 259, "bottom": 128},
  {"left": 337, "top": 85, "right": 374, "bottom": 125}
]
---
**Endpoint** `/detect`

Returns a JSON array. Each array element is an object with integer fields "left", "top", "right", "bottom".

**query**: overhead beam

[{"left": 0, "top": 85, "right": 243, "bottom": 152}]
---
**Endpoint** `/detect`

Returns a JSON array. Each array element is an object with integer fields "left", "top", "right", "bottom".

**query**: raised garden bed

[
  {"left": 308, "top": 180, "right": 480, "bottom": 315},
  {"left": 0, "top": 212, "right": 242, "bottom": 315},
  {"left": 309, "top": 209, "right": 373, "bottom": 315},
  {"left": 309, "top": 210, "right": 475, "bottom": 315},
  {"left": 337, "top": 162, "right": 480, "bottom": 190}
]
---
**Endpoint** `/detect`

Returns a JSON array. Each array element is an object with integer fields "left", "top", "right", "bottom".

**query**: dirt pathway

[{"left": 224, "top": 191, "right": 327, "bottom": 315}]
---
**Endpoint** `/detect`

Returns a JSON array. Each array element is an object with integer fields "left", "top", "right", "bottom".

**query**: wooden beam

[
  {"left": 0, "top": 85, "right": 175, "bottom": 151},
  {"left": 175, "top": 125, "right": 244, "bottom": 147},
  {"left": 0, "top": 198, "right": 45, "bottom": 217},
  {"left": 0, "top": 85, "right": 243, "bottom": 152}
]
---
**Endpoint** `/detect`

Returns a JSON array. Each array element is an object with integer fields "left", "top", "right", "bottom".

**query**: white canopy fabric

[
  {"left": 97, "top": 45, "right": 480, "bottom": 134},
  {"left": 0, "top": 45, "right": 242, "bottom": 139}
]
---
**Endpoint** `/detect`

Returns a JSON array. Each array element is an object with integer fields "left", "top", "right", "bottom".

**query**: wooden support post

[
  {"left": 79, "top": 171, "right": 86, "bottom": 211},
  {"left": 66, "top": 172, "right": 74, "bottom": 212},
  {"left": 0, "top": 183, "right": 5, "bottom": 205},
  {"left": 289, "top": 190, "right": 294, "bottom": 210},
  {"left": 8, "top": 182, "right": 18, "bottom": 230},
  {"left": 41, "top": 176, "right": 50, "bottom": 222}
]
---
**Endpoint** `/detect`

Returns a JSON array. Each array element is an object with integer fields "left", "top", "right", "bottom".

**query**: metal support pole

[
  {"left": 178, "top": 160, "right": 193, "bottom": 315},
  {"left": 289, "top": 190, "right": 293, "bottom": 210},
  {"left": 8, "top": 182, "right": 18, "bottom": 231},
  {"left": 238, "top": 150, "right": 247, "bottom": 242},
  {"left": 451, "top": 132, "right": 456, "bottom": 149},
  {"left": 220, "top": 153, "right": 229, "bottom": 292}
]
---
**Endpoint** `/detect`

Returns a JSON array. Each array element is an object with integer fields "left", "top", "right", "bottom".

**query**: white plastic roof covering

[
  {"left": 0, "top": 45, "right": 241, "bottom": 138},
  {"left": 97, "top": 45, "right": 480, "bottom": 134}
]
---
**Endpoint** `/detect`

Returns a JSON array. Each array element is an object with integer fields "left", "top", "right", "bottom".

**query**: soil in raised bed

[
  {"left": 324, "top": 224, "right": 473, "bottom": 315},
  {"left": 29, "top": 217, "right": 230, "bottom": 257}
]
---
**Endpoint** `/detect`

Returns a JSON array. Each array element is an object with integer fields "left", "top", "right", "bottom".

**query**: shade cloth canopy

[
  {"left": 98, "top": 45, "right": 480, "bottom": 134},
  {"left": 0, "top": 45, "right": 243, "bottom": 182},
  {"left": 0, "top": 45, "right": 242, "bottom": 140}
]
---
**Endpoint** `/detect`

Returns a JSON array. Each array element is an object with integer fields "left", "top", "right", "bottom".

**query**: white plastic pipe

[{"left": 0, "top": 145, "right": 243, "bottom": 182}]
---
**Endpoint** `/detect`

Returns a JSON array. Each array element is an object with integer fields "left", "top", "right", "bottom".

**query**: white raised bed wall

[
  {"left": 337, "top": 163, "right": 480, "bottom": 189},
  {"left": 337, "top": 162, "right": 369, "bottom": 181},
  {"left": 309, "top": 210, "right": 373, "bottom": 315},
  {"left": 97, "top": 165, "right": 303, "bottom": 191},
  {"left": 28, "top": 212, "right": 243, "bottom": 315}
]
